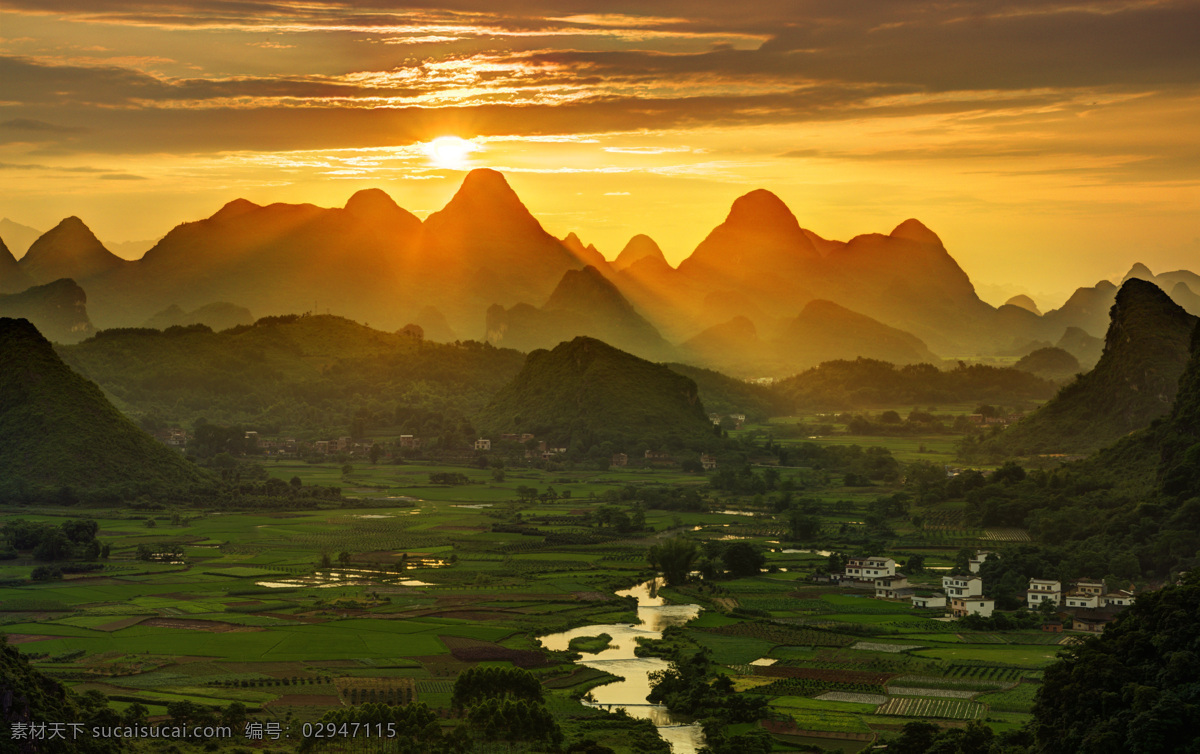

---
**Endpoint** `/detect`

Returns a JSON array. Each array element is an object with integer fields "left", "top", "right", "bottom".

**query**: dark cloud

[
  {"left": 0, "top": 57, "right": 420, "bottom": 108},
  {"left": 0, "top": 0, "right": 1195, "bottom": 166}
]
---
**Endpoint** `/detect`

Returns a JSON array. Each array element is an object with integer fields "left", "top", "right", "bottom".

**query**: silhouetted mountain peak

[
  {"left": 614, "top": 234, "right": 667, "bottom": 271},
  {"left": 1123, "top": 262, "right": 1155, "bottom": 282},
  {"left": 20, "top": 216, "right": 125, "bottom": 284},
  {"left": 343, "top": 188, "right": 419, "bottom": 230},
  {"left": 425, "top": 168, "right": 547, "bottom": 240},
  {"left": 345, "top": 188, "right": 398, "bottom": 214},
  {"left": 725, "top": 189, "right": 801, "bottom": 232},
  {"left": 889, "top": 218, "right": 942, "bottom": 245},
  {"left": 453, "top": 168, "right": 522, "bottom": 208},
  {"left": 1005, "top": 294, "right": 1042, "bottom": 316},
  {"left": 544, "top": 266, "right": 634, "bottom": 315},
  {"left": 1108, "top": 278, "right": 1191, "bottom": 347},
  {"left": 211, "top": 198, "right": 260, "bottom": 221}
]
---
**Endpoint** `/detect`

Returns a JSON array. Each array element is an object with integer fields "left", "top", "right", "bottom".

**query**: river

[{"left": 539, "top": 579, "right": 705, "bottom": 754}]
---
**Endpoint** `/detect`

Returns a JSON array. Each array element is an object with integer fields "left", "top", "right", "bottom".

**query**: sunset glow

[
  {"left": 422, "top": 137, "right": 479, "bottom": 170},
  {"left": 0, "top": 1, "right": 1197, "bottom": 306}
]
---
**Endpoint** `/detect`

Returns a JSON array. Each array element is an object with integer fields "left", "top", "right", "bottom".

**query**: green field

[{"left": 2, "top": 443, "right": 1070, "bottom": 752}]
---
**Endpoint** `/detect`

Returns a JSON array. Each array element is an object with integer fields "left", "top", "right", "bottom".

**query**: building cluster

[
  {"left": 825, "top": 551, "right": 1136, "bottom": 632},
  {"left": 311, "top": 436, "right": 373, "bottom": 455},
  {"left": 708, "top": 413, "right": 746, "bottom": 429}
]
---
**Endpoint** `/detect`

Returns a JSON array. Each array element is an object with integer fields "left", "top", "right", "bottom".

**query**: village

[{"left": 824, "top": 551, "right": 1141, "bottom": 633}]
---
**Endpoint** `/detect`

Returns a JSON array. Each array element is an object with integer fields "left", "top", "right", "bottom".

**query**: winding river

[{"left": 539, "top": 579, "right": 705, "bottom": 754}]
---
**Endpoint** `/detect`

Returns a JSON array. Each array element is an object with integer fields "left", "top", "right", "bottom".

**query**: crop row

[
  {"left": 876, "top": 697, "right": 983, "bottom": 720},
  {"left": 705, "top": 622, "right": 855, "bottom": 648},
  {"left": 945, "top": 664, "right": 1023, "bottom": 682},
  {"left": 751, "top": 678, "right": 887, "bottom": 697},
  {"left": 756, "top": 665, "right": 894, "bottom": 685}
]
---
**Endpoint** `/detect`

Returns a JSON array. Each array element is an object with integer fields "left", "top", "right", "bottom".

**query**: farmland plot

[{"left": 875, "top": 697, "right": 984, "bottom": 719}]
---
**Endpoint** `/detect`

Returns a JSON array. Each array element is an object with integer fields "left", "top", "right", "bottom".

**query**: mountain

[
  {"left": 775, "top": 358, "right": 1056, "bottom": 411},
  {"left": 560, "top": 232, "right": 608, "bottom": 270},
  {"left": 0, "top": 317, "right": 213, "bottom": 498},
  {"left": 86, "top": 189, "right": 423, "bottom": 329},
  {"left": 1005, "top": 294, "right": 1042, "bottom": 316},
  {"left": 485, "top": 266, "right": 674, "bottom": 360},
  {"left": 19, "top": 217, "right": 128, "bottom": 285},
  {"left": 0, "top": 217, "right": 43, "bottom": 257},
  {"left": 681, "top": 301, "right": 940, "bottom": 377},
  {"left": 143, "top": 302, "right": 254, "bottom": 331},
  {"left": 1169, "top": 281, "right": 1200, "bottom": 315},
  {"left": 419, "top": 169, "right": 585, "bottom": 330},
  {"left": 664, "top": 362, "right": 790, "bottom": 421},
  {"left": 58, "top": 314, "right": 526, "bottom": 434},
  {"left": 0, "top": 278, "right": 94, "bottom": 343},
  {"left": 613, "top": 235, "right": 668, "bottom": 272},
  {"left": 777, "top": 300, "right": 941, "bottom": 369},
  {"left": 1042, "top": 264, "right": 1200, "bottom": 339},
  {"left": 410, "top": 305, "right": 458, "bottom": 343},
  {"left": 1056, "top": 326, "right": 1105, "bottom": 369},
  {"left": 977, "top": 279, "right": 1198, "bottom": 456},
  {"left": 675, "top": 189, "right": 820, "bottom": 317},
  {"left": 475, "top": 336, "right": 716, "bottom": 449},
  {"left": 1158, "top": 320, "right": 1200, "bottom": 499},
  {"left": 1014, "top": 346, "right": 1081, "bottom": 382},
  {"left": 0, "top": 235, "right": 33, "bottom": 294}
]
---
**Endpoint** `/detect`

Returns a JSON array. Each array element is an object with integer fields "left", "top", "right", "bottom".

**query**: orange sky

[{"left": 1, "top": 1, "right": 1197, "bottom": 309}]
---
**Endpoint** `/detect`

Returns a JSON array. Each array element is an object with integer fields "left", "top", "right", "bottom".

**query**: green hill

[
  {"left": 57, "top": 314, "right": 527, "bottom": 436},
  {"left": 0, "top": 317, "right": 214, "bottom": 500},
  {"left": 664, "top": 362, "right": 789, "bottom": 422},
  {"left": 974, "top": 279, "right": 1197, "bottom": 457},
  {"left": 773, "top": 358, "right": 1055, "bottom": 410},
  {"left": 476, "top": 336, "right": 718, "bottom": 450}
]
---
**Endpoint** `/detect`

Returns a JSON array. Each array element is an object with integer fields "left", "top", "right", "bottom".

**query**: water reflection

[{"left": 539, "top": 579, "right": 705, "bottom": 753}]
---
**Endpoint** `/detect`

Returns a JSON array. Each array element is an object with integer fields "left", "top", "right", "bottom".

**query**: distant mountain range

[
  {"left": 1, "top": 170, "right": 1197, "bottom": 380},
  {"left": 975, "top": 278, "right": 1198, "bottom": 456}
]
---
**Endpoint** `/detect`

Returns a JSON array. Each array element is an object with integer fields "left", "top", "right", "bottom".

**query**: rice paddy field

[{"left": 2, "top": 448, "right": 1070, "bottom": 752}]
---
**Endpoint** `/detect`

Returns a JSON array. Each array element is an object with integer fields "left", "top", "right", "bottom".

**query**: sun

[{"left": 422, "top": 136, "right": 478, "bottom": 169}]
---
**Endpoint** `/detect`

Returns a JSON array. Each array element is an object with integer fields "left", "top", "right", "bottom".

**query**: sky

[{"left": 2, "top": 0, "right": 1198, "bottom": 308}]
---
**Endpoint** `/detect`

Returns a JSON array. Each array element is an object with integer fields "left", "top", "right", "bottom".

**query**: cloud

[{"left": 0, "top": 118, "right": 86, "bottom": 132}]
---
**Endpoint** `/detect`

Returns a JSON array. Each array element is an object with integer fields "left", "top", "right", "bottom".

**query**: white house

[
  {"left": 875, "top": 575, "right": 911, "bottom": 600},
  {"left": 912, "top": 593, "right": 948, "bottom": 609},
  {"left": 951, "top": 597, "right": 995, "bottom": 618},
  {"left": 942, "top": 575, "right": 984, "bottom": 598},
  {"left": 1103, "top": 590, "right": 1136, "bottom": 608},
  {"left": 845, "top": 557, "right": 896, "bottom": 581},
  {"left": 474, "top": 438, "right": 491, "bottom": 451},
  {"left": 968, "top": 551, "right": 995, "bottom": 574},
  {"left": 1027, "top": 578, "right": 1062, "bottom": 609}
]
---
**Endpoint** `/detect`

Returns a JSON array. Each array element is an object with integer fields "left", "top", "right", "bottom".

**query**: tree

[
  {"left": 337, "top": 551, "right": 351, "bottom": 566},
  {"left": 720, "top": 542, "right": 765, "bottom": 579},
  {"left": 1033, "top": 573, "right": 1200, "bottom": 752},
  {"left": 902, "top": 554, "right": 925, "bottom": 575},
  {"left": 368, "top": 444, "right": 383, "bottom": 463},
  {"left": 648, "top": 538, "right": 698, "bottom": 586},
  {"left": 788, "top": 509, "right": 821, "bottom": 540}
]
